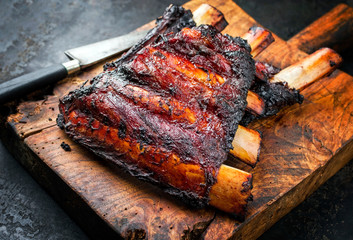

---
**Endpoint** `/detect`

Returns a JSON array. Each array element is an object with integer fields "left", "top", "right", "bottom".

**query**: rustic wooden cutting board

[{"left": 2, "top": 0, "right": 353, "bottom": 239}]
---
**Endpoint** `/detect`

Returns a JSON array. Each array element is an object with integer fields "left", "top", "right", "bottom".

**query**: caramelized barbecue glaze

[{"left": 58, "top": 5, "right": 254, "bottom": 210}]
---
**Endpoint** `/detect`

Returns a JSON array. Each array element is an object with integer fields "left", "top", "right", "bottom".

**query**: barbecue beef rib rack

[{"left": 58, "top": 5, "right": 255, "bottom": 218}]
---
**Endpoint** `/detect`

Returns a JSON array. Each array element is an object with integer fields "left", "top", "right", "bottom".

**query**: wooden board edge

[{"left": 254, "top": 139, "right": 353, "bottom": 239}]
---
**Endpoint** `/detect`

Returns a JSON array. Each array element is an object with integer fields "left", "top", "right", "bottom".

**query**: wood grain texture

[
  {"left": 3, "top": 0, "right": 353, "bottom": 239},
  {"left": 288, "top": 3, "right": 353, "bottom": 53}
]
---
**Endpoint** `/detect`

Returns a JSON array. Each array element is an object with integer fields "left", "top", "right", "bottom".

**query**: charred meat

[
  {"left": 58, "top": 5, "right": 254, "bottom": 215},
  {"left": 241, "top": 61, "right": 304, "bottom": 125}
]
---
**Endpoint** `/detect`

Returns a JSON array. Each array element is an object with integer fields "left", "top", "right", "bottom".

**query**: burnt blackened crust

[
  {"left": 230, "top": 35, "right": 252, "bottom": 53},
  {"left": 56, "top": 114, "right": 65, "bottom": 129},
  {"left": 240, "top": 111, "right": 256, "bottom": 126},
  {"left": 156, "top": 5, "right": 195, "bottom": 34},
  {"left": 254, "top": 81, "right": 303, "bottom": 117},
  {"left": 60, "top": 142, "right": 71, "bottom": 151},
  {"left": 241, "top": 62, "right": 303, "bottom": 125},
  {"left": 241, "top": 80, "right": 304, "bottom": 126}
]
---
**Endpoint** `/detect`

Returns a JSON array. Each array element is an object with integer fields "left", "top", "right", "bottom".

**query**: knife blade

[
  {"left": 0, "top": 28, "right": 151, "bottom": 104},
  {"left": 65, "top": 29, "right": 150, "bottom": 69}
]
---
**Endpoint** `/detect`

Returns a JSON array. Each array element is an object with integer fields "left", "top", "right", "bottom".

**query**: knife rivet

[{"left": 62, "top": 59, "right": 81, "bottom": 75}]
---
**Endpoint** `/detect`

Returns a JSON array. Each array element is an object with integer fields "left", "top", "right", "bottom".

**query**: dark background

[{"left": 1, "top": 0, "right": 353, "bottom": 239}]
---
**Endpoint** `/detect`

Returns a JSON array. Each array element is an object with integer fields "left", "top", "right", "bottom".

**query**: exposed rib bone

[
  {"left": 193, "top": 3, "right": 228, "bottom": 32},
  {"left": 270, "top": 48, "right": 342, "bottom": 90},
  {"left": 243, "top": 26, "right": 275, "bottom": 58},
  {"left": 210, "top": 164, "right": 252, "bottom": 217},
  {"left": 231, "top": 126, "right": 262, "bottom": 167}
]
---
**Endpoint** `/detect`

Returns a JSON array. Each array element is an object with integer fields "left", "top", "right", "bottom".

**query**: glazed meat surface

[
  {"left": 255, "top": 61, "right": 280, "bottom": 81},
  {"left": 58, "top": 5, "right": 254, "bottom": 208}
]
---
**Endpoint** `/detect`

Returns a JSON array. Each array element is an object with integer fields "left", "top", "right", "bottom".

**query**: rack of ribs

[{"left": 57, "top": 4, "right": 342, "bottom": 219}]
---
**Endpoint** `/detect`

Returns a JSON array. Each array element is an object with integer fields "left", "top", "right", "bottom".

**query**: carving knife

[{"left": 0, "top": 29, "right": 150, "bottom": 103}]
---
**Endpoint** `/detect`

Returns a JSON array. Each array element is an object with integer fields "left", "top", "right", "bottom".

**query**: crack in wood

[{"left": 21, "top": 124, "right": 57, "bottom": 139}]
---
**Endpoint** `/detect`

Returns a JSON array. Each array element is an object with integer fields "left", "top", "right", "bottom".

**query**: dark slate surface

[{"left": 0, "top": 0, "right": 352, "bottom": 239}]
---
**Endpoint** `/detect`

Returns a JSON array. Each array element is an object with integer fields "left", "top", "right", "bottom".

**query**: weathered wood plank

[{"left": 287, "top": 3, "right": 353, "bottom": 53}]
